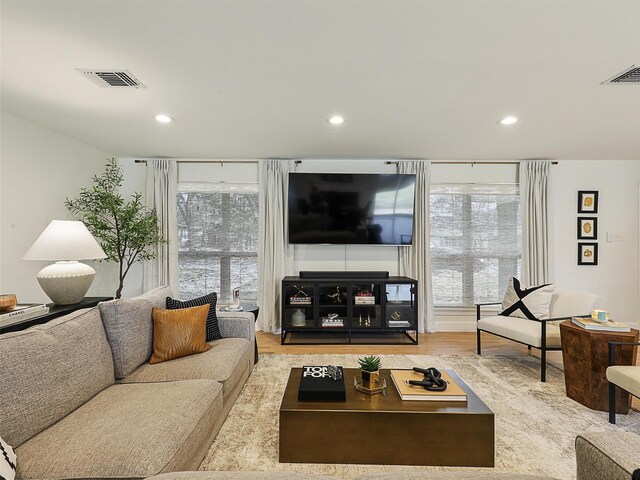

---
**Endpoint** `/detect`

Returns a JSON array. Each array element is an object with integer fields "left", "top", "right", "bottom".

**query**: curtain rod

[
  {"left": 384, "top": 160, "right": 558, "bottom": 166},
  {"left": 135, "top": 159, "right": 557, "bottom": 166},
  {"left": 134, "top": 159, "right": 259, "bottom": 165}
]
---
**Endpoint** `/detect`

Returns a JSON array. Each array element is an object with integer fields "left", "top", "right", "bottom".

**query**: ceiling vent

[
  {"left": 76, "top": 69, "right": 146, "bottom": 88},
  {"left": 602, "top": 65, "right": 640, "bottom": 84}
]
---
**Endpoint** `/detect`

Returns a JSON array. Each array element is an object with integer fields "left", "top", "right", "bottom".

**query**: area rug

[{"left": 199, "top": 354, "right": 640, "bottom": 480}]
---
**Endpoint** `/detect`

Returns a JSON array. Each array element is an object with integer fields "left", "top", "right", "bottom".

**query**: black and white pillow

[
  {"left": 500, "top": 277, "right": 555, "bottom": 320},
  {"left": 0, "top": 436, "right": 16, "bottom": 480},
  {"left": 166, "top": 292, "right": 222, "bottom": 341}
]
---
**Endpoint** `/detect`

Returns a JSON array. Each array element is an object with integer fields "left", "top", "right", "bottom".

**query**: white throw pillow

[
  {"left": 501, "top": 277, "right": 555, "bottom": 320},
  {"left": 0, "top": 436, "right": 16, "bottom": 480}
]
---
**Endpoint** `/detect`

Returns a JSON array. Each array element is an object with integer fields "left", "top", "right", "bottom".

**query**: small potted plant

[{"left": 358, "top": 355, "right": 381, "bottom": 389}]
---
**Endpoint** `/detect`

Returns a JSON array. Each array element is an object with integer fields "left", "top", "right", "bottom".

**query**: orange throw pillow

[{"left": 150, "top": 304, "right": 211, "bottom": 364}]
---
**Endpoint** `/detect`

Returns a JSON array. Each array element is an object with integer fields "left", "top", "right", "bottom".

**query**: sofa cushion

[
  {"left": 98, "top": 286, "right": 174, "bottom": 378},
  {"left": 150, "top": 305, "right": 211, "bottom": 364},
  {"left": 606, "top": 366, "right": 640, "bottom": 397},
  {"left": 575, "top": 432, "right": 640, "bottom": 480},
  {"left": 0, "top": 307, "right": 115, "bottom": 448},
  {"left": 123, "top": 337, "right": 252, "bottom": 400},
  {"left": 140, "top": 285, "right": 175, "bottom": 309},
  {"left": 15, "top": 379, "right": 223, "bottom": 480},
  {"left": 501, "top": 277, "right": 555, "bottom": 320},
  {"left": 167, "top": 292, "right": 222, "bottom": 341},
  {"left": 477, "top": 315, "right": 561, "bottom": 348}
]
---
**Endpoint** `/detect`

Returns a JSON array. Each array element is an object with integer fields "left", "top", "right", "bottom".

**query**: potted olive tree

[
  {"left": 66, "top": 158, "right": 165, "bottom": 299},
  {"left": 358, "top": 355, "right": 381, "bottom": 389}
]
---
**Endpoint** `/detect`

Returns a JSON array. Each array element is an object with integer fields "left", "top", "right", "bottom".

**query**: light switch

[{"left": 607, "top": 232, "right": 614, "bottom": 242}]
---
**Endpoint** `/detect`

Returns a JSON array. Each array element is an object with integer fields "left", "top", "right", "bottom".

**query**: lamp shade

[{"left": 23, "top": 220, "right": 107, "bottom": 261}]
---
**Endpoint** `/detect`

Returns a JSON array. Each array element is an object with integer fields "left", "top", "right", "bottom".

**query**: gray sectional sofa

[{"left": 0, "top": 286, "right": 255, "bottom": 480}]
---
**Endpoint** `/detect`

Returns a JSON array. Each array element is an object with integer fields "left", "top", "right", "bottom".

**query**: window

[
  {"left": 430, "top": 184, "right": 521, "bottom": 307},
  {"left": 176, "top": 182, "right": 259, "bottom": 303}
]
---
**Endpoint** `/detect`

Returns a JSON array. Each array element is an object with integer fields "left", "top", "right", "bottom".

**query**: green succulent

[{"left": 358, "top": 355, "right": 381, "bottom": 372}]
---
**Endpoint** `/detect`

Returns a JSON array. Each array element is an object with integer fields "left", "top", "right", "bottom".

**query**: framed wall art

[
  {"left": 578, "top": 243, "right": 598, "bottom": 265},
  {"left": 578, "top": 191, "right": 598, "bottom": 213},
  {"left": 577, "top": 217, "right": 597, "bottom": 240}
]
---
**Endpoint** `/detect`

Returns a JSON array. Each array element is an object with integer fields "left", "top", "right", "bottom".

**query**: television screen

[{"left": 288, "top": 173, "right": 416, "bottom": 245}]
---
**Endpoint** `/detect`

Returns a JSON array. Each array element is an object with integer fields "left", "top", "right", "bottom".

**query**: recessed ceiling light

[
  {"left": 155, "top": 114, "right": 174, "bottom": 124},
  {"left": 328, "top": 115, "right": 345, "bottom": 125},
  {"left": 498, "top": 116, "right": 518, "bottom": 125}
]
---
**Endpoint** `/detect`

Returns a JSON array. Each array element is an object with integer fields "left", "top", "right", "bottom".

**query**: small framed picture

[
  {"left": 577, "top": 217, "right": 597, "bottom": 240},
  {"left": 578, "top": 243, "right": 598, "bottom": 265},
  {"left": 578, "top": 191, "right": 598, "bottom": 213}
]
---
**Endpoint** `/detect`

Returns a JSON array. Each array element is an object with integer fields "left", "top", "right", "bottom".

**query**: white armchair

[
  {"left": 607, "top": 341, "right": 640, "bottom": 424},
  {"left": 476, "top": 289, "right": 600, "bottom": 382}
]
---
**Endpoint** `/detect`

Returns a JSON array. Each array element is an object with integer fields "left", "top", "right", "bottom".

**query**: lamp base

[{"left": 37, "top": 261, "right": 96, "bottom": 305}]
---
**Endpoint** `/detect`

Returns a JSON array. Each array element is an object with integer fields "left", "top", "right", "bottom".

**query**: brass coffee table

[{"left": 279, "top": 368, "right": 494, "bottom": 466}]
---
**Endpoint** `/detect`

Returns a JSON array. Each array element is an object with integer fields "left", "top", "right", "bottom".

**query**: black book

[{"left": 298, "top": 366, "right": 346, "bottom": 401}]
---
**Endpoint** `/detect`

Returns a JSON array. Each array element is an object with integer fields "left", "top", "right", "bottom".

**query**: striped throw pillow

[{"left": 166, "top": 292, "right": 222, "bottom": 341}]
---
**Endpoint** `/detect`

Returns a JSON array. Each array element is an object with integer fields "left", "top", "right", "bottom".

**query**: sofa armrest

[
  {"left": 217, "top": 312, "right": 255, "bottom": 343},
  {"left": 576, "top": 432, "right": 640, "bottom": 480}
]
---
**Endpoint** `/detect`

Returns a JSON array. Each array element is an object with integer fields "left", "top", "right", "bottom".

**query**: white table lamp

[{"left": 23, "top": 220, "right": 107, "bottom": 305}]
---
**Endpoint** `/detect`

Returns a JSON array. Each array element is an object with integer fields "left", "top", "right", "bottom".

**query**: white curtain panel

[
  {"left": 520, "top": 159, "right": 553, "bottom": 286},
  {"left": 398, "top": 160, "right": 435, "bottom": 333},
  {"left": 257, "top": 159, "right": 295, "bottom": 333},
  {"left": 143, "top": 159, "right": 179, "bottom": 293}
]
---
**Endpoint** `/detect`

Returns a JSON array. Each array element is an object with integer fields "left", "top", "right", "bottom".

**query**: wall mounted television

[{"left": 288, "top": 173, "right": 416, "bottom": 245}]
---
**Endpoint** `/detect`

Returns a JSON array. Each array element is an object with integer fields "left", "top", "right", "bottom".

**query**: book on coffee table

[
  {"left": 571, "top": 316, "right": 631, "bottom": 332},
  {"left": 390, "top": 369, "right": 467, "bottom": 402},
  {"left": 298, "top": 366, "right": 346, "bottom": 401}
]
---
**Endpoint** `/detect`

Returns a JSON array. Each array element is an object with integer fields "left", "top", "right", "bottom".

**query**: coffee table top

[{"left": 280, "top": 367, "right": 493, "bottom": 415}]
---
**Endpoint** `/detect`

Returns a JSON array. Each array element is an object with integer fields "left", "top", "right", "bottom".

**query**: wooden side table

[{"left": 559, "top": 320, "right": 639, "bottom": 413}]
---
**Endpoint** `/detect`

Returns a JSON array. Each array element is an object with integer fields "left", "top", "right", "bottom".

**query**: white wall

[
  {"left": 0, "top": 112, "right": 115, "bottom": 303},
  {"left": 552, "top": 160, "right": 640, "bottom": 327}
]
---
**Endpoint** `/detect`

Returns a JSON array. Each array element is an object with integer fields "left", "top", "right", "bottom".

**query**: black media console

[{"left": 281, "top": 273, "right": 418, "bottom": 345}]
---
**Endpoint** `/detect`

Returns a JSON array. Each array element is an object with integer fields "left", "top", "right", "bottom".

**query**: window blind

[{"left": 430, "top": 183, "right": 521, "bottom": 307}]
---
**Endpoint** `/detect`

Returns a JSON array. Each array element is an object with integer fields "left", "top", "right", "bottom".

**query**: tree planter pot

[{"left": 361, "top": 369, "right": 380, "bottom": 389}]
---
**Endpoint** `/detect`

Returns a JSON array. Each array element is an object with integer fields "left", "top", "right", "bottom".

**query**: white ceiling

[{"left": 2, "top": 0, "right": 640, "bottom": 160}]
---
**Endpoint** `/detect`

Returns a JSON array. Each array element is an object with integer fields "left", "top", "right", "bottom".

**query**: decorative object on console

[
  {"left": 23, "top": 220, "right": 107, "bottom": 305},
  {"left": 150, "top": 304, "right": 211, "bottom": 364},
  {"left": 0, "top": 294, "right": 17, "bottom": 312},
  {"left": 166, "top": 291, "right": 222, "bottom": 341},
  {"left": 578, "top": 190, "right": 599, "bottom": 213},
  {"left": 500, "top": 277, "right": 555, "bottom": 320},
  {"left": 65, "top": 158, "right": 166, "bottom": 299},
  {"left": 358, "top": 355, "right": 381, "bottom": 389},
  {"left": 577, "top": 217, "right": 598, "bottom": 240},
  {"left": 291, "top": 309, "right": 306, "bottom": 327},
  {"left": 578, "top": 242, "right": 598, "bottom": 265}
]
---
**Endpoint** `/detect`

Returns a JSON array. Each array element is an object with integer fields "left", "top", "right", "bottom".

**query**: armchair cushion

[
  {"left": 501, "top": 277, "right": 555, "bottom": 320},
  {"left": 606, "top": 366, "right": 640, "bottom": 397},
  {"left": 477, "top": 315, "right": 561, "bottom": 348}
]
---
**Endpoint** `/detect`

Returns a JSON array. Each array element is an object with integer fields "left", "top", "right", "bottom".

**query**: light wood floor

[
  {"left": 257, "top": 331, "right": 565, "bottom": 369},
  {"left": 257, "top": 331, "right": 639, "bottom": 408}
]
